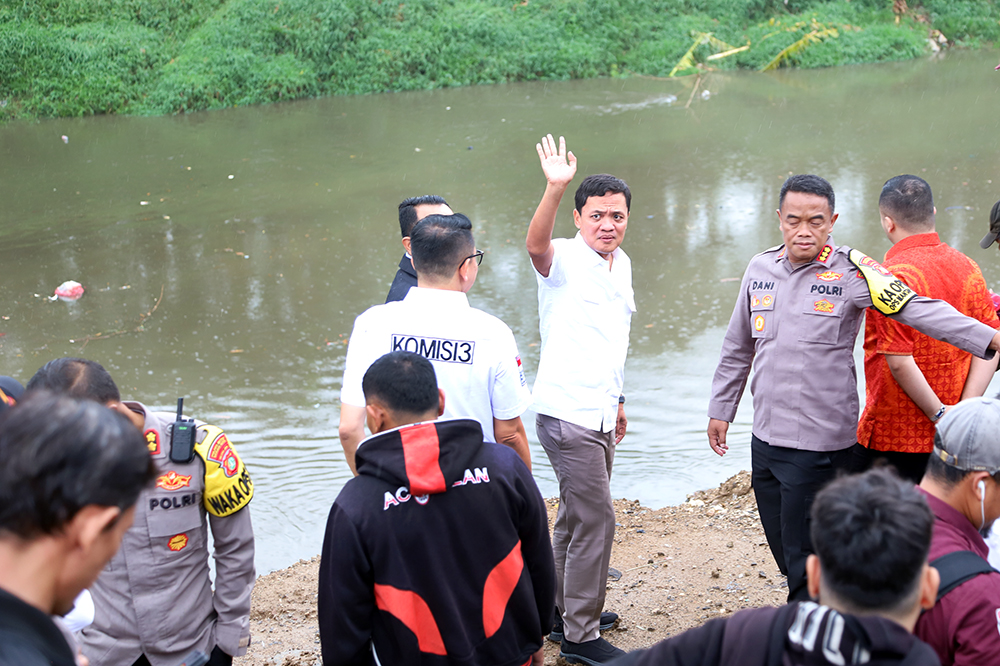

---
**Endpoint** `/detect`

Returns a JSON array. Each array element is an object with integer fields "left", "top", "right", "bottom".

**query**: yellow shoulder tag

[
  {"left": 194, "top": 424, "right": 253, "bottom": 517},
  {"left": 847, "top": 248, "right": 916, "bottom": 315}
]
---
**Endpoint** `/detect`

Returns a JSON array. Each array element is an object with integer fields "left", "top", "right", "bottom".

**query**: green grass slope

[{"left": 1, "top": 0, "right": 997, "bottom": 118}]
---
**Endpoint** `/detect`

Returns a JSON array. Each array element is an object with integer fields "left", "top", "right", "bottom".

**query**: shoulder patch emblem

[
  {"left": 208, "top": 434, "right": 239, "bottom": 478},
  {"left": 816, "top": 271, "right": 843, "bottom": 282},
  {"left": 754, "top": 315, "right": 765, "bottom": 332},
  {"left": 194, "top": 425, "right": 253, "bottom": 517},
  {"left": 848, "top": 249, "right": 916, "bottom": 315},
  {"left": 816, "top": 245, "right": 832, "bottom": 263},
  {"left": 762, "top": 294, "right": 773, "bottom": 307},
  {"left": 145, "top": 429, "right": 161, "bottom": 455},
  {"left": 156, "top": 471, "right": 192, "bottom": 491},
  {"left": 168, "top": 533, "right": 188, "bottom": 551},
  {"left": 751, "top": 294, "right": 760, "bottom": 308}
]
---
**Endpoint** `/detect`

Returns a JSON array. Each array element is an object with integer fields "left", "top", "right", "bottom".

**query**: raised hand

[{"left": 535, "top": 134, "right": 577, "bottom": 188}]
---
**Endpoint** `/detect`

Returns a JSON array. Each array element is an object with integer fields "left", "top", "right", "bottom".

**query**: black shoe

[
  {"left": 560, "top": 637, "right": 626, "bottom": 665},
  {"left": 548, "top": 611, "right": 619, "bottom": 642}
]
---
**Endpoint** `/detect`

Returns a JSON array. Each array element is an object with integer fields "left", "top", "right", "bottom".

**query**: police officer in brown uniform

[
  {"left": 708, "top": 175, "right": 1000, "bottom": 604},
  {"left": 27, "top": 358, "right": 255, "bottom": 666}
]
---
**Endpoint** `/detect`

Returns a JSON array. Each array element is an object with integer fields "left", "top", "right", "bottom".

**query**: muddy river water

[{"left": 2, "top": 50, "right": 1000, "bottom": 573}]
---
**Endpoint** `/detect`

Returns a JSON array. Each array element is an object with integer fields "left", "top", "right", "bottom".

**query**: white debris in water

[
  {"left": 61, "top": 135, "right": 69, "bottom": 143},
  {"left": 228, "top": 174, "right": 234, "bottom": 179},
  {"left": 701, "top": 90, "right": 711, "bottom": 100}
]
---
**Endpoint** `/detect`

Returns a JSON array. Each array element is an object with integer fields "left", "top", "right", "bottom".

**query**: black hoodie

[
  {"left": 611, "top": 601, "right": 939, "bottom": 666},
  {"left": 318, "top": 418, "right": 556, "bottom": 666}
]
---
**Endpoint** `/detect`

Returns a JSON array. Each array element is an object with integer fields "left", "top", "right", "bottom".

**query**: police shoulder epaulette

[
  {"left": 763, "top": 244, "right": 784, "bottom": 254},
  {"left": 194, "top": 424, "right": 253, "bottom": 517},
  {"left": 847, "top": 248, "right": 916, "bottom": 316}
]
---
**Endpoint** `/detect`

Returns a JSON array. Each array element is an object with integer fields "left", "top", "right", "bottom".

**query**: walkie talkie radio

[{"left": 170, "top": 397, "right": 198, "bottom": 463}]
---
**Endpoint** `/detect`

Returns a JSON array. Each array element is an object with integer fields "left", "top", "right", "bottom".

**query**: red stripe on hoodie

[
  {"left": 399, "top": 423, "right": 447, "bottom": 496},
  {"left": 374, "top": 583, "right": 447, "bottom": 655},
  {"left": 482, "top": 540, "right": 524, "bottom": 638}
]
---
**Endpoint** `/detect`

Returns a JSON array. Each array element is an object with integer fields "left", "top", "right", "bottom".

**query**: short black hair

[
  {"left": 398, "top": 195, "right": 450, "bottom": 238},
  {"left": 574, "top": 174, "right": 631, "bottom": 213},
  {"left": 779, "top": 174, "right": 836, "bottom": 213},
  {"left": 811, "top": 468, "right": 933, "bottom": 615},
  {"left": 410, "top": 213, "right": 475, "bottom": 280},
  {"left": 362, "top": 352, "right": 439, "bottom": 416},
  {"left": 0, "top": 392, "right": 155, "bottom": 538},
  {"left": 879, "top": 175, "right": 934, "bottom": 230},
  {"left": 26, "top": 358, "right": 120, "bottom": 404}
]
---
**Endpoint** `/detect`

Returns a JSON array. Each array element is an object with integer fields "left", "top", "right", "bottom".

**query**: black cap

[{"left": 979, "top": 200, "right": 1000, "bottom": 249}]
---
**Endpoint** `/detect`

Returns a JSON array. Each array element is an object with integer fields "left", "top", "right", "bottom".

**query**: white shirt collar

[{"left": 402, "top": 287, "right": 470, "bottom": 307}]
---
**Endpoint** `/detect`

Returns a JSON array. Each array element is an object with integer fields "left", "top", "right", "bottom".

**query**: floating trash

[
  {"left": 53, "top": 280, "right": 84, "bottom": 301},
  {"left": 701, "top": 90, "right": 711, "bottom": 100},
  {"left": 61, "top": 135, "right": 69, "bottom": 144}
]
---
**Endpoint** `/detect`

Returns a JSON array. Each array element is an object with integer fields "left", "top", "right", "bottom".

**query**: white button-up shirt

[
  {"left": 341, "top": 287, "right": 532, "bottom": 442},
  {"left": 532, "top": 233, "right": 635, "bottom": 432}
]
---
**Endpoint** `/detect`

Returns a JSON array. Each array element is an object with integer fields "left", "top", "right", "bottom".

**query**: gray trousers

[{"left": 536, "top": 414, "right": 616, "bottom": 644}]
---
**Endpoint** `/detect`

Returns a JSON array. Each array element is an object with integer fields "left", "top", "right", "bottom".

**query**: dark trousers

[
  {"left": 751, "top": 435, "right": 852, "bottom": 603},
  {"left": 848, "top": 444, "right": 930, "bottom": 485}
]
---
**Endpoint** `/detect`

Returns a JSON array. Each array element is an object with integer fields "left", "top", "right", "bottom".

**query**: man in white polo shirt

[
  {"left": 526, "top": 134, "right": 635, "bottom": 665},
  {"left": 339, "top": 213, "right": 533, "bottom": 475}
]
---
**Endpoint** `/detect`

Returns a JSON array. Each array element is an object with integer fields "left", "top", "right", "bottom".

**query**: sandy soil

[{"left": 236, "top": 471, "right": 783, "bottom": 666}]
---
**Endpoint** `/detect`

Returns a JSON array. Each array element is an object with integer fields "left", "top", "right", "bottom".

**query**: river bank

[
  {"left": 235, "top": 471, "right": 782, "bottom": 666},
  {"left": 3, "top": 0, "right": 998, "bottom": 120}
]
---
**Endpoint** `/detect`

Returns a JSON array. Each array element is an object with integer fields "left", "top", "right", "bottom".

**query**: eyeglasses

[{"left": 461, "top": 249, "right": 484, "bottom": 269}]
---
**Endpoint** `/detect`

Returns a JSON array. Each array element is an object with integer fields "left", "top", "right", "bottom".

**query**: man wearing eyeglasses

[{"left": 339, "top": 213, "right": 533, "bottom": 475}]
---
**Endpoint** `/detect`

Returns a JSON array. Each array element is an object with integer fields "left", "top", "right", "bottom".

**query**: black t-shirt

[{"left": 0, "top": 587, "right": 76, "bottom": 666}]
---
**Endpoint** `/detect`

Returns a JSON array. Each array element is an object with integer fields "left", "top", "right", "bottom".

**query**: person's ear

[
  {"left": 919, "top": 563, "right": 940, "bottom": 611},
  {"left": 829, "top": 212, "right": 839, "bottom": 228},
  {"left": 573, "top": 208, "right": 582, "bottom": 230},
  {"left": 972, "top": 472, "right": 990, "bottom": 500},
  {"left": 775, "top": 208, "right": 782, "bottom": 227},
  {"left": 881, "top": 215, "right": 896, "bottom": 234},
  {"left": 806, "top": 554, "right": 822, "bottom": 600},
  {"left": 106, "top": 401, "right": 143, "bottom": 431},
  {"left": 69, "top": 505, "right": 123, "bottom": 553},
  {"left": 365, "top": 402, "right": 387, "bottom": 435},
  {"left": 437, "top": 389, "right": 446, "bottom": 417},
  {"left": 402, "top": 237, "right": 412, "bottom": 254}
]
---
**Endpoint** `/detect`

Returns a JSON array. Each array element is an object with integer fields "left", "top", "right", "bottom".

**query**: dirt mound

[{"left": 236, "top": 472, "right": 778, "bottom": 666}]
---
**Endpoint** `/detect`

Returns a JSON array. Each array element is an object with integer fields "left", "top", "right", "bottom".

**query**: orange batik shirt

[{"left": 858, "top": 233, "right": 1000, "bottom": 453}]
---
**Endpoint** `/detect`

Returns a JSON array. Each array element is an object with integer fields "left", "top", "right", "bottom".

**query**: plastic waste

[{"left": 53, "top": 280, "right": 84, "bottom": 301}]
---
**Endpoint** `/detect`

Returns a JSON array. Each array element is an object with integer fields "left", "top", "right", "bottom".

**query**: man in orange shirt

[{"left": 856, "top": 175, "right": 1000, "bottom": 483}]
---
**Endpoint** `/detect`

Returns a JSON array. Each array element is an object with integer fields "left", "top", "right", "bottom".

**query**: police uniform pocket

[
  {"left": 146, "top": 489, "right": 204, "bottom": 556},
  {"left": 799, "top": 295, "right": 844, "bottom": 344},
  {"left": 749, "top": 291, "right": 776, "bottom": 339}
]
